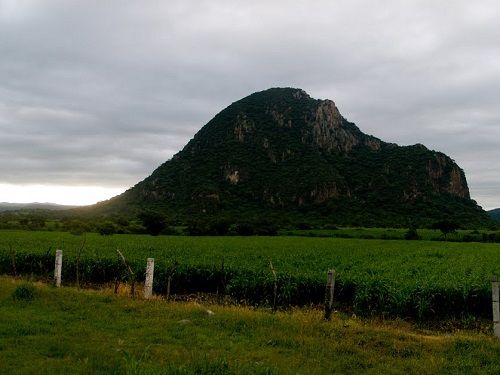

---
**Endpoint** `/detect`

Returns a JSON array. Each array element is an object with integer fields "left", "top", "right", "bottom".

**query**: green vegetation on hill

[
  {"left": 81, "top": 88, "right": 490, "bottom": 228},
  {"left": 1, "top": 277, "right": 500, "bottom": 374},
  {"left": 489, "top": 208, "right": 500, "bottom": 222},
  {"left": 2, "top": 231, "right": 500, "bottom": 320}
]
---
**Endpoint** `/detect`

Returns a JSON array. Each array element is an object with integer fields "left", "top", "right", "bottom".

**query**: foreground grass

[{"left": 1, "top": 277, "right": 500, "bottom": 374}]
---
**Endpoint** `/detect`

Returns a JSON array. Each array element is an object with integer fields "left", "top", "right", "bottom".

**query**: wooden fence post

[
  {"left": 166, "top": 274, "right": 173, "bottom": 301},
  {"left": 269, "top": 260, "right": 278, "bottom": 312},
  {"left": 493, "top": 276, "right": 500, "bottom": 338},
  {"left": 9, "top": 245, "right": 17, "bottom": 277},
  {"left": 324, "top": 269, "right": 335, "bottom": 320},
  {"left": 54, "top": 250, "right": 63, "bottom": 287},
  {"left": 144, "top": 258, "right": 155, "bottom": 299}
]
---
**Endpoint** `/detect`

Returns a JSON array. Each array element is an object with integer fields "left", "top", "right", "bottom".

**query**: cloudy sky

[{"left": 1, "top": 0, "right": 499, "bottom": 208}]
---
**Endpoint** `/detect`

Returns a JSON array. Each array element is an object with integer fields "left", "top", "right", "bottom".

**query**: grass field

[
  {"left": 1, "top": 230, "right": 500, "bottom": 320},
  {"left": 1, "top": 276, "right": 500, "bottom": 374}
]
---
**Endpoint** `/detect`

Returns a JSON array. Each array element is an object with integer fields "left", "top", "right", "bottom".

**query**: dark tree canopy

[
  {"left": 432, "top": 220, "right": 460, "bottom": 238},
  {"left": 139, "top": 210, "right": 167, "bottom": 236}
]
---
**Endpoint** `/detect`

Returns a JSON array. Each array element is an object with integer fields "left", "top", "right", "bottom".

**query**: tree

[
  {"left": 211, "top": 219, "right": 231, "bottom": 236},
  {"left": 432, "top": 220, "right": 459, "bottom": 239},
  {"left": 61, "top": 219, "right": 88, "bottom": 236},
  {"left": 97, "top": 221, "right": 118, "bottom": 236},
  {"left": 235, "top": 222, "right": 254, "bottom": 236},
  {"left": 138, "top": 211, "right": 166, "bottom": 236},
  {"left": 185, "top": 220, "right": 212, "bottom": 236}
]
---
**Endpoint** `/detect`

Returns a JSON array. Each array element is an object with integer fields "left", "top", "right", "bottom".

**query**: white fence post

[
  {"left": 493, "top": 276, "right": 500, "bottom": 338},
  {"left": 144, "top": 258, "right": 155, "bottom": 299},
  {"left": 324, "top": 269, "right": 336, "bottom": 320},
  {"left": 54, "top": 250, "right": 63, "bottom": 287}
]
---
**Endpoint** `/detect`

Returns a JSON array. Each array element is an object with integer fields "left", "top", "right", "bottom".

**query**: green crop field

[
  {"left": 1, "top": 230, "right": 500, "bottom": 320},
  {"left": 282, "top": 227, "right": 500, "bottom": 242}
]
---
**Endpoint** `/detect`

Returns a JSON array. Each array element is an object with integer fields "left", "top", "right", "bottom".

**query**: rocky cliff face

[
  {"left": 427, "top": 154, "right": 469, "bottom": 198},
  {"left": 304, "top": 100, "right": 382, "bottom": 153},
  {"left": 93, "top": 87, "right": 490, "bottom": 226}
]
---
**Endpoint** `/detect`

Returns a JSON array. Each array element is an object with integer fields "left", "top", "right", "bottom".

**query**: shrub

[
  {"left": 404, "top": 228, "right": 421, "bottom": 240},
  {"left": 323, "top": 224, "right": 338, "bottom": 230},
  {"left": 254, "top": 223, "right": 278, "bottom": 236},
  {"left": 235, "top": 222, "right": 254, "bottom": 236},
  {"left": 12, "top": 283, "right": 36, "bottom": 301},
  {"left": 297, "top": 222, "right": 311, "bottom": 230},
  {"left": 186, "top": 220, "right": 214, "bottom": 236},
  {"left": 462, "top": 234, "right": 475, "bottom": 242}
]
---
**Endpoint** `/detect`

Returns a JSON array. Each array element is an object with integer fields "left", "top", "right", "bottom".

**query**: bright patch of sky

[{"left": 0, "top": 184, "right": 124, "bottom": 206}]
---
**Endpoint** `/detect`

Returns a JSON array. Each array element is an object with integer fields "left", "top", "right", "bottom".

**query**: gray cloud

[{"left": 1, "top": 0, "right": 499, "bottom": 208}]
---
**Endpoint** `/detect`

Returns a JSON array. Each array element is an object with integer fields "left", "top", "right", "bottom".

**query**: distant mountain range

[
  {"left": 489, "top": 209, "right": 500, "bottom": 222},
  {"left": 78, "top": 87, "right": 492, "bottom": 226},
  {"left": 0, "top": 202, "right": 77, "bottom": 212}
]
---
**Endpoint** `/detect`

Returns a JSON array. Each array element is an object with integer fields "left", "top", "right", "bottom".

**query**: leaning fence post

[
  {"left": 116, "top": 249, "right": 136, "bottom": 297},
  {"left": 144, "top": 258, "right": 155, "bottom": 299},
  {"left": 493, "top": 276, "right": 500, "bottom": 338},
  {"left": 324, "top": 269, "right": 335, "bottom": 320},
  {"left": 54, "top": 250, "right": 63, "bottom": 287}
]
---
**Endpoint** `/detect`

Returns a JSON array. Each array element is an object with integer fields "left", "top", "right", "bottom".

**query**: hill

[
  {"left": 489, "top": 209, "right": 500, "bottom": 222},
  {"left": 0, "top": 202, "right": 77, "bottom": 212},
  {"left": 85, "top": 88, "right": 491, "bottom": 227}
]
